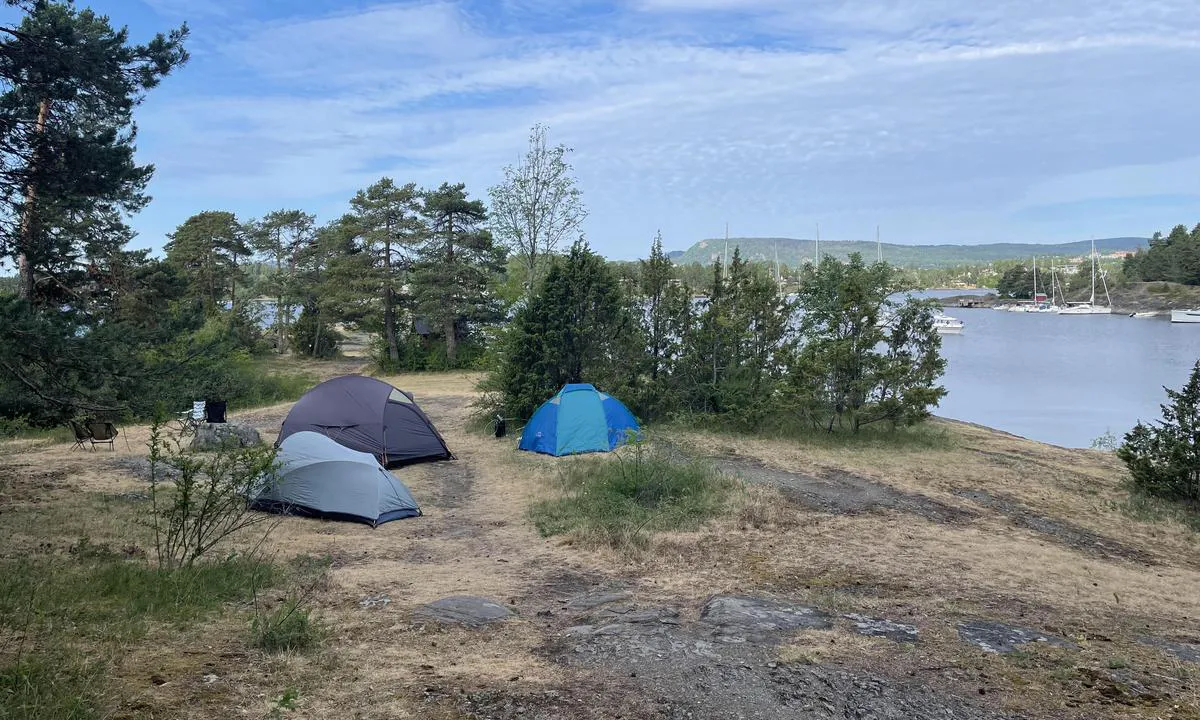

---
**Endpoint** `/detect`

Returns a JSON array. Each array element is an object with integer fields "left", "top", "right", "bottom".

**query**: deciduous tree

[{"left": 488, "top": 124, "right": 587, "bottom": 298}]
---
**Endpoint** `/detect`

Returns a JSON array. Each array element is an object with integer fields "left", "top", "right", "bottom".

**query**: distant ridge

[{"left": 673, "top": 237, "right": 1149, "bottom": 269}]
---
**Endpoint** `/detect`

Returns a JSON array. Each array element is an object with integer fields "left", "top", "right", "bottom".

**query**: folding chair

[
  {"left": 177, "top": 400, "right": 205, "bottom": 436},
  {"left": 68, "top": 420, "right": 90, "bottom": 451},
  {"left": 86, "top": 422, "right": 119, "bottom": 451}
]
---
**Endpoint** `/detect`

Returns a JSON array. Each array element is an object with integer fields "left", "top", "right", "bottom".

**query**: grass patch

[
  {"left": 529, "top": 442, "right": 737, "bottom": 548},
  {"left": 0, "top": 551, "right": 278, "bottom": 643},
  {"left": 1109, "top": 489, "right": 1200, "bottom": 532},
  {"left": 252, "top": 596, "right": 324, "bottom": 653},
  {"left": 0, "top": 654, "right": 105, "bottom": 720},
  {"left": 667, "top": 413, "right": 955, "bottom": 452}
]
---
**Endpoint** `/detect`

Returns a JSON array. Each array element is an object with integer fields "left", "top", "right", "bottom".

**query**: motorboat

[
  {"left": 933, "top": 313, "right": 964, "bottom": 334},
  {"left": 1171, "top": 309, "right": 1200, "bottom": 323}
]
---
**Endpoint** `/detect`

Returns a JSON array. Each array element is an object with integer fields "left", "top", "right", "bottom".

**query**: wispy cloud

[{"left": 129, "top": 0, "right": 1200, "bottom": 255}]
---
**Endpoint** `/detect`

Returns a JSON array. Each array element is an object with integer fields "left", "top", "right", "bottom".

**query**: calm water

[{"left": 924, "top": 291, "right": 1200, "bottom": 448}]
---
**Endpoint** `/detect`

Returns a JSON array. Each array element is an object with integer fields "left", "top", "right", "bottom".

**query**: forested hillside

[{"left": 673, "top": 236, "right": 1147, "bottom": 269}]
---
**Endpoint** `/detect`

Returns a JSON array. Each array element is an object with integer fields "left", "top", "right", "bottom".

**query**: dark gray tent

[{"left": 278, "top": 375, "right": 452, "bottom": 467}]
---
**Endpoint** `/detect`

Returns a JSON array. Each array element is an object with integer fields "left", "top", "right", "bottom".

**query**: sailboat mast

[
  {"left": 773, "top": 240, "right": 780, "bottom": 286},
  {"left": 876, "top": 225, "right": 882, "bottom": 263},
  {"left": 815, "top": 223, "right": 820, "bottom": 265},
  {"left": 1032, "top": 256, "right": 1038, "bottom": 302},
  {"left": 723, "top": 223, "right": 729, "bottom": 275},
  {"left": 1090, "top": 238, "right": 1096, "bottom": 305}
]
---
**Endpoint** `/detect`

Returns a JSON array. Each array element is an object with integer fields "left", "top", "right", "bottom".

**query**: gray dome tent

[
  {"left": 278, "top": 375, "right": 452, "bottom": 468},
  {"left": 251, "top": 431, "right": 420, "bottom": 526}
]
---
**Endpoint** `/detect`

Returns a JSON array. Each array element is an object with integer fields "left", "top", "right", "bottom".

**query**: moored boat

[
  {"left": 1171, "top": 309, "right": 1200, "bottom": 323},
  {"left": 933, "top": 313, "right": 964, "bottom": 334}
]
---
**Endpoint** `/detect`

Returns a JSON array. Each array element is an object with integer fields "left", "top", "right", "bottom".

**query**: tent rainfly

[
  {"left": 250, "top": 431, "right": 420, "bottom": 526},
  {"left": 518, "top": 383, "right": 641, "bottom": 457},
  {"left": 278, "top": 375, "right": 452, "bottom": 467}
]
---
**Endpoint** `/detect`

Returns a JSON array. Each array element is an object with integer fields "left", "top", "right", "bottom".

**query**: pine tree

[
  {"left": 342, "top": 178, "right": 423, "bottom": 363},
  {"left": 249, "top": 209, "right": 315, "bottom": 352},
  {"left": 163, "top": 211, "right": 250, "bottom": 315},
  {"left": 413, "top": 182, "right": 505, "bottom": 366},
  {"left": 0, "top": 1, "right": 188, "bottom": 303}
]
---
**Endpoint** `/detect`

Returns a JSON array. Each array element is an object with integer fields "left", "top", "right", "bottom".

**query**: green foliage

[
  {"left": 146, "top": 419, "right": 281, "bottom": 570},
  {"left": 529, "top": 439, "right": 735, "bottom": 548},
  {"left": 290, "top": 307, "right": 342, "bottom": 359},
  {"left": 1123, "top": 223, "right": 1200, "bottom": 285},
  {"left": 488, "top": 124, "right": 587, "bottom": 297},
  {"left": 411, "top": 182, "right": 506, "bottom": 367},
  {"left": 164, "top": 211, "right": 251, "bottom": 315},
  {"left": 251, "top": 596, "right": 324, "bottom": 653},
  {"left": 784, "top": 253, "right": 946, "bottom": 432},
  {"left": 0, "top": 654, "right": 102, "bottom": 720},
  {"left": 248, "top": 209, "right": 317, "bottom": 354},
  {"left": 1117, "top": 360, "right": 1200, "bottom": 504},
  {"left": 0, "top": 1, "right": 189, "bottom": 303},
  {"left": 483, "top": 239, "right": 642, "bottom": 421}
]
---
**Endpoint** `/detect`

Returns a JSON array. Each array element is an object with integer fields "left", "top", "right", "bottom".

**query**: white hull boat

[
  {"left": 1130, "top": 311, "right": 1158, "bottom": 318},
  {"left": 933, "top": 313, "right": 964, "bottom": 334},
  {"left": 1171, "top": 309, "right": 1200, "bottom": 323}
]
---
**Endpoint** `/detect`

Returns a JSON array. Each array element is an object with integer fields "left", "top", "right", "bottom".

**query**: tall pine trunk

[
  {"left": 275, "top": 255, "right": 284, "bottom": 353},
  {"left": 383, "top": 235, "right": 399, "bottom": 362},
  {"left": 444, "top": 317, "right": 457, "bottom": 365},
  {"left": 17, "top": 98, "right": 51, "bottom": 303}
]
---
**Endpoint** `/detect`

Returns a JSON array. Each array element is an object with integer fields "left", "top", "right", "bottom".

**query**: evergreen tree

[
  {"left": 249, "top": 209, "right": 315, "bottom": 352},
  {"left": 1117, "top": 361, "right": 1200, "bottom": 504},
  {"left": 785, "top": 253, "right": 945, "bottom": 432},
  {"left": 163, "top": 211, "right": 250, "bottom": 315},
  {"left": 341, "top": 178, "right": 422, "bottom": 363},
  {"left": 413, "top": 182, "right": 505, "bottom": 366},
  {"left": 0, "top": 1, "right": 188, "bottom": 302},
  {"left": 486, "top": 239, "right": 642, "bottom": 420}
]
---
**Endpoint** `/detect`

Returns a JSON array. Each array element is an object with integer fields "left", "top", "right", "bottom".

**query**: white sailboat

[
  {"left": 1026, "top": 257, "right": 1058, "bottom": 312},
  {"left": 1059, "top": 239, "right": 1111, "bottom": 315}
]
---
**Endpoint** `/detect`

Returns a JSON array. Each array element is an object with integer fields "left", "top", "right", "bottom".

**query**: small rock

[
  {"left": 359, "top": 594, "right": 391, "bottom": 609},
  {"left": 413, "top": 596, "right": 513, "bottom": 627},
  {"left": 201, "top": 674, "right": 218, "bottom": 684}
]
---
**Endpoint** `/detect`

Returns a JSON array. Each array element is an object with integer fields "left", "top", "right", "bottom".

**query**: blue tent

[{"left": 518, "top": 384, "right": 640, "bottom": 456}]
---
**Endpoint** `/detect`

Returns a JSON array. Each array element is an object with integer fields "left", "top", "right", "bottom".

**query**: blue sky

[{"left": 22, "top": 0, "right": 1200, "bottom": 258}]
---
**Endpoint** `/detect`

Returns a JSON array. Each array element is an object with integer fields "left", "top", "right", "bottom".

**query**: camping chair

[
  {"left": 177, "top": 400, "right": 206, "bottom": 436},
  {"left": 204, "top": 399, "right": 227, "bottom": 424},
  {"left": 86, "top": 422, "right": 118, "bottom": 451},
  {"left": 68, "top": 420, "right": 90, "bottom": 451}
]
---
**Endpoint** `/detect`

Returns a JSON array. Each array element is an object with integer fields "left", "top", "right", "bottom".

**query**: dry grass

[{"left": 2, "top": 362, "right": 1199, "bottom": 718}]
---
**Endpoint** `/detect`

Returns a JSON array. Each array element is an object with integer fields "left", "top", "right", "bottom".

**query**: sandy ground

[{"left": 2, "top": 368, "right": 1199, "bottom": 719}]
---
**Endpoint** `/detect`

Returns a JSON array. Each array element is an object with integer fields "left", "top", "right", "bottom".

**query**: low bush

[
  {"left": 252, "top": 596, "right": 324, "bottom": 653},
  {"left": 529, "top": 440, "right": 736, "bottom": 548}
]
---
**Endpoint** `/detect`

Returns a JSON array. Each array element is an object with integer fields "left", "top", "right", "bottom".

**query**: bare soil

[{"left": 2, "top": 367, "right": 1200, "bottom": 719}]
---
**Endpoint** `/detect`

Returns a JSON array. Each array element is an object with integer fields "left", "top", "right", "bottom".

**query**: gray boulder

[{"left": 189, "top": 422, "right": 262, "bottom": 451}]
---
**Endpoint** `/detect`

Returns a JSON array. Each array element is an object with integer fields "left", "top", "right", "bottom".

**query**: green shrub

[
  {"left": 1117, "top": 360, "right": 1200, "bottom": 504},
  {"left": 529, "top": 439, "right": 736, "bottom": 548},
  {"left": 251, "top": 596, "right": 324, "bottom": 653},
  {"left": 146, "top": 420, "right": 282, "bottom": 569}
]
